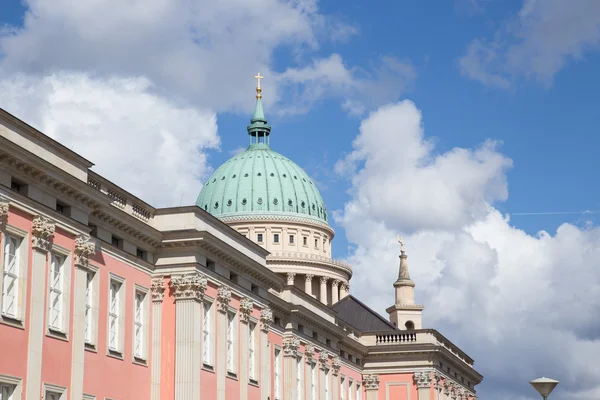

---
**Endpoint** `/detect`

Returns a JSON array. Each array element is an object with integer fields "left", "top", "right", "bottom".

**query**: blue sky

[{"left": 2, "top": 1, "right": 600, "bottom": 399}]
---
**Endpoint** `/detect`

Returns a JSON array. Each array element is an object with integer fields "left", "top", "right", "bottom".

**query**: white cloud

[
  {"left": 336, "top": 100, "right": 600, "bottom": 399},
  {"left": 459, "top": 0, "right": 600, "bottom": 87},
  {"left": 0, "top": 72, "right": 219, "bottom": 207}
]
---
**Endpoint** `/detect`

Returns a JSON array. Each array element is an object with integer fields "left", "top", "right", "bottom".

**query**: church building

[{"left": 0, "top": 76, "right": 482, "bottom": 400}]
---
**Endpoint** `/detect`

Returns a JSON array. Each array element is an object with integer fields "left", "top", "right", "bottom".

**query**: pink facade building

[{"left": 0, "top": 83, "right": 482, "bottom": 400}]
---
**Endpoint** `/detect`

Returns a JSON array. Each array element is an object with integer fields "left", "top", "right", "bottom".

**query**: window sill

[
  {"left": 133, "top": 357, "right": 148, "bottom": 367},
  {"left": 249, "top": 378, "right": 259, "bottom": 387},
  {"left": 84, "top": 343, "right": 97, "bottom": 353},
  {"left": 202, "top": 363, "right": 215, "bottom": 373},
  {"left": 227, "top": 371, "right": 238, "bottom": 380},
  {"left": 0, "top": 315, "right": 24, "bottom": 330},
  {"left": 46, "top": 328, "right": 68, "bottom": 342},
  {"left": 107, "top": 349, "right": 124, "bottom": 360}
]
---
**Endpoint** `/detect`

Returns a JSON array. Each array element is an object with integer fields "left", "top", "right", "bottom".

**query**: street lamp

[{"left": 529, "top": 377, "right": 559, "bottom": 399}]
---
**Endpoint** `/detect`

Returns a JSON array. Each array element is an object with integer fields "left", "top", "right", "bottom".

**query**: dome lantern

[{"left": 247, "top": 72, "right": 272, "bottom": 146}]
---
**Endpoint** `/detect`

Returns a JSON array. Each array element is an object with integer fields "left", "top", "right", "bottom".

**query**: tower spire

[{"left": 247, "top": 72, "right": 271, "bottom": 146}]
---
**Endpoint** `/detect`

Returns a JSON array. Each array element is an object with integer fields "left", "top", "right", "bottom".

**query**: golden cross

[
  {"left": 397, "top": 235, "right": 405, "bottom": 252},
  {"left": 254, "top": 73, "right": 264, "bottom": 89}
]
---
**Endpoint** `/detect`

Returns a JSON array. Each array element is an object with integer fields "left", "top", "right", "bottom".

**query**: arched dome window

[{"left": 405, "top": 321, "right": 415, "bottom": 331}]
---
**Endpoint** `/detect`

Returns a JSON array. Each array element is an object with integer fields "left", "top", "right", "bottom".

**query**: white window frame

[
  {"left": 356, "top": 382, "right": 362, "bottom": 400},
  {"left": 340, "top": 375, "right": 346, "bottom": 400},
  {"left": 0, "top": 225, "right": 29, "bottom": 325},
  {"left": 310, "top": 362, "right": 317, "bottom": 400},
  {"left": 325, "top": 368, "right": 331, "bottom": 400},
  {"left": 43, "top": 383, "right": 66, "bottom": 400},
  {"left": 226, "top": 309, "right": 237, "bottom": 375},
  {"left": 348, "top": 379, "right": 354, "bottom": 400},
  {"left": 132, "top": 285, "right": 149, "bottom": 362},
  {"left": 82, "top": 394, "right": 96, "bottom": 400},
  {"left": 107, "top": 273, "right": 125, "bottom": 356},
  {"left": 274, "top": 346, "right": 282, "bottom": 400},
  {"left": 296, "top": 354, "right": 303, "bottom": 400},
  {"left": 248, "top": 320, "right": 258, "bottom": 382},
  {"left": 202, "top": 298, "right": 215, "bottom": 367},
  {"left": 47, "top": 246, "right": 72, "bottom": 337},
  {"left": 0, "top": 374, "right": 22, "bottom": 400},
  {"left": 84, "top": 265, "right": 100, "bottom": 350}
]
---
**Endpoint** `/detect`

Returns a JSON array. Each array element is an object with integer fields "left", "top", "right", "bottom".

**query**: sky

[{"left": 1, "top": 0, "right": 600, "bottom": 398}]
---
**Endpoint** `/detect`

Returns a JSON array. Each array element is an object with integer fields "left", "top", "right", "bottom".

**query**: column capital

[
  {"left": 318, "top": 351, "right": 329, "bottom": 370},
  {"left": 331, "top": 279, "right": 340, "bottom": 288},
  {"left": 331, "top": 355, "right": 341, "bottom": 376},
  {"left": 31, "top": 215, "right": 55, "bottom": 252},
  {"left": 340, "top": 282, "right": 349, "bottom": 292},
  {"left": 240, "top": 297, "right": 254, "bottom": 323},
  {"left": 286, "top": 272, "right": 296, "bottom": 285},
  {"left": 151, "top": 277, "right": 166, "bottom": 302},
  {"left": 304, "top": 344, "right": 315, "bottom": 363},
  {"left": 414, "top": 370, "right": 433, "bottom": 388},
  {"left": 319, "top": 276, "right": 329, "bottom": 284},
  {"left": 169, "top": 273, "right": 208, "bottom": 301},
  {"left": 0, "top": 200, "right": 8, "bottom": 230},
  {"left": 363, "top": 374, "right": 380, "bottom": 390},
  {"left": 282, "top": 335, "right": 300, "bottom": 357},
  {"left": 305, "top": 274, "right": 314, "bottom": 282},
  {"left": 260, "top": 307, "right": 273, "bottom": 332},
  {"left": 74, "top": 234, "right": 96, "bottom": 269},
  {"left": 433, "top": 372, "right": 443, "bottom": 389},
  {"left": 216, "top": 286, "right": 232, "bottom": 313}
]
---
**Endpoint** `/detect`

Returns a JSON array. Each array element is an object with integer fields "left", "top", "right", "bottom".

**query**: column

[
  {"left": 331, "top": 280, "right": 340, "bottom": 304},
  {"left": 170, "top": 273, "right": 208, "bottom": 400},
  {"left": 151, "top": 277, "right": 166, "bottom": 400},
  {"left": 260, "top": 308, "right": 273, "bottom": 400},
  {"left": 319, "top": 352, "right": 329, "bottom": 399},
  {"left": 216, "top": 286, "right": 232, "bottom": 400},
  {"left": 287, "top": 272, "right": 296, "bottom": 286},
  {"left": 26, "top": 216, "right": 55, "bottom": 400},
  {"left": 304, "top": 345, "right": 314, "bottom": 399},
  {"left": 70, "top": 235, "right": 96, "bottom": 400},
  {"left": 414, "top": 371, "right": 433, "bottom": 400},
  {"left": 319, "top": 276, "right": 328, "bottom": 305},
  {"left": 332, "top": 356, "right": 341, "bottom": 399},
  {"left": 283, "top": 336, "right": 300, "bottom": 400},
  {"left": 340, "top": 283, "right": 349, "bottom": 299},
  {"left": 239, "top": 297, "right": 254, "bottom": 400},
  {"left": 363, "top": 374, "right": 380, "bottom": 400},
  {"left": 304, "top": 274, "right": 313, "bottom": 296}
]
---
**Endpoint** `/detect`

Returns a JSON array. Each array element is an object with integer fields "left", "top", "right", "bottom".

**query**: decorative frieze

[
  {"left": 304, "top": 344, "right": 315, "bottom": 363},
  {"left": 239, "top": 297, "right": 254, "bottom": 322},
  {"left": 444, "top": 382, "right": 451, "bottom": 396},
  {"left": 151, "top": 277, "right": 166, "bottom": 302},
  {"left": 31, "top": 215, "right": 55, "bottom": 252},
  {"left": 74, "top": 234, "right": 96, "bottom": 268},
  {"left": 363, "top": 374, "right": 380, "bottom": 390},
  {"left": 318, "top": 351, "right": 329, "bottom": 370},
  {"left": 216, "top": 286, "right": 232, "bottom": 313},
  {"left": 331, "top": 355, "right": 341, "bottom": 376},
  {"left": 283, "top": 336, "right": 300, "bottom": 357},
  {"left": 169, "top": 273, "right": 208, "bottom": 301},
  {"left": 414, "top": 371, "right": 433, "bottom": 388},
  {"left": 260, "top": 307, "right": 273, "bottom": 332}
]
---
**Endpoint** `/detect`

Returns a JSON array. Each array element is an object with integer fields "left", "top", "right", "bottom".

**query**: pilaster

[
  {"left": 319, "top": 276, "right": 328, "bottom": 305},
  {"left": 239, "top": 297, "right": 253, "bottom": 400},
  {"left": 331, "top": 356, "right": 341, "bottom": 399},
  {"left": 26, "top": 215, "right": 55, "bottom": 400},
  {"left": 363, "top": 374, "right": 380, "bottom": 400},
  {"left": 70, "top": 234, "right": 96, "bottom": 400},
  {"left": 414, "top": 371, "right": 433, "bottom": 400},
  {"left": 216, "top": 286, "right": 232, "bottom": 400},
  {"left": 283, "top": 336, "right": 300, "bottom": 400},
  {"left": 319, "top": 351, "right": 329, "bottom": 399},
  {"left": 151, "top": 277, "right": 166, "bottom": 400},
  {"left": 304, "top": 344, "right": 314, "bottom": 399},
  {"left": 260, "top": 307, "right": 273, "bottom": 400},
  {"left": 170, "top": 273, "right": 208, "bottom": 400}
]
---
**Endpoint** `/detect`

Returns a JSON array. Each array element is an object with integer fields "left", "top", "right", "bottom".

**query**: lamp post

[{"left": 529, "top": 377, "right": 559, "bottom": 400}]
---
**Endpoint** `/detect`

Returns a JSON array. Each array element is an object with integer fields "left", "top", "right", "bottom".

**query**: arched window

[{"left": 405, "top": 320, "right": 415, "bottom": 330}]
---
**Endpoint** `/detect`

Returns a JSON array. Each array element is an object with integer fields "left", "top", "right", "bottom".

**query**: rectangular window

[
  {"left": 303, "top": 236, "right": 307, "bottom": 246},
  {"left": 45, "top": 391, "right": 63, "bottom": 400},
  {"left": 2, "top": 235, "right": 21, "bottom": 318},
  {"left": 111, "top": 235, "right": 123, "bottom": 249},
  {"left": 48, "top": 253, "right": 65, "bottom": 331},
  {"left": 325, "top": 369, "right": 331, "bottom": 400},
  {"left": 249, "top": 321, "right": 257, "bottom": 381},
  {"left": 227, "top": 311, "right": 236, "bottom": 373},
  {"left": 134, "top": 291, "right": 145, "bottom": 359},
  {"left": 108, "top": 279, "right": 122, "bottom": 352},
  {"left": 0, "top": 384, "right": 15, "bottom": 400},
  {"left": 356, "top": 383, "right": 362, "bottom": 400},
  {"left": 349, "top": 380, "right": 353, "bottom": 400},
  {"left": 273, "top": 233, "right": 279, "bottom": 243},
  {"left": 315, "top": 238, "right": 318, "bottom": 249},
  {"left": 257, "top": 233, "right": 263, "bottom": 243},
  {"left": 202, "top": 301, "right": 213, "bottom": 366},
  {"left": 274, "top": 348, "right": 281, "bottom": 400},
  {"left": 84, "top": 272, "right": 94, "bottom": 344},
  {"left": 289, "top": 235, "right": 294, "bottom": 244},
  {"left": 340, "top": 376, "right": 346, "bottom": 400},
  {"left": 310, "top": 362, "right": 316, "bottom": 400},
  {"left": 296, "top": 355, "right": 303, "bottom": 400}
]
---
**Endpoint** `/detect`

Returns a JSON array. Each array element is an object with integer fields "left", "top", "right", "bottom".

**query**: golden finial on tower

[{"left": 254, "top": 72, "right": 264, "bottom": 99}]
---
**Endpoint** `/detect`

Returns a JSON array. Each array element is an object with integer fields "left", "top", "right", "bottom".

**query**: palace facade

[{"left": 0, "top": 80, "right": 482, "bottom": 400}]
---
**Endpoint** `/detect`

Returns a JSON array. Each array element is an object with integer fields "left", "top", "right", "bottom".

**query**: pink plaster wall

[
  {"left": 377, "top": 373, "right": 418, "bottom": 400},
  {"left": 82, "top": 249, "right": 152, "bottom": 400}
]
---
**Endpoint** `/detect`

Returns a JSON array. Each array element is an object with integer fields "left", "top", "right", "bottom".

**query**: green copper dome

[{"left": 196, "top": 94, "right": 329, "bottom": 225}]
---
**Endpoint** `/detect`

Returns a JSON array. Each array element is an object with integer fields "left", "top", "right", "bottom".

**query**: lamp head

[{"left": 529, "top": 377, "right": 559, "bottom": 398}]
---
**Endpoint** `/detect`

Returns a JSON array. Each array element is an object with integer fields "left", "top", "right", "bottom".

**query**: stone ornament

[
  {"left": 31, "top": 215, "right": 56, "bottom": 252},
  {"left": 260, "top": 307, "right": 273, "bottom": 332},
  {"left": 151, "top": 277, "right": 166, "bottom": 302},
  {"left": 331, "top": 280, "right": 340, "bottom": 288},
  {"left": 170, "top": 273, "right": 208, "bottom": 301},
  {"left": 283, "top": 336, "right": 300, "bottom": 357},
  {"left": 318, "top": 351, "right": 329, "bottom": 370},
  {"left": 414, "top": 371, "right": 433, "bottom": 388},
  {"left": 319, "top": 276, "right": 328, "bottom": 284},
  {"left": 443, "top": 382, "right": 451, "bottom": 396},
  {"left": 331, "top": 355, "right": 341, "bottom": 376},
  {"left": 216, "top": 286, "right": 232, "bottom": 313},
  {"left": 239, "top": 297, "right": 254, "bottom": 322},
  {"left": 433, "top": 372, "right": 443, "bottom": 389},
  {"left": 304, "top": 344, "right": 315, "bottom": 362},
  {"left": 305, "top": 274, "right": 314, "bottom": 282},
  {"left": 286, "top": 272, "right": 296, "bottom": 284},
  {"left": 74, "top": 234, "right": 96, "bottom": 268},
  {"left": 0, "top": 200, "right": 8, "bottom": 230},
  {"left": 363, "top": 374, "right": 380, "bottom": 390},
  {"left": 340, "top": 282, "right": 349, "bottom": 292}
]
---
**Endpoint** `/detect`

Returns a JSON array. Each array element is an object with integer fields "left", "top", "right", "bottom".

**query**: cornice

[
  {"left": 220, "top": 213, "right": 335, "bottom": 235},
  {"left": 290, "top": 306, "right": 346, "bottom": 341},
  {"left": 267, "top": 252, "right": 353, "bottom": 276}
]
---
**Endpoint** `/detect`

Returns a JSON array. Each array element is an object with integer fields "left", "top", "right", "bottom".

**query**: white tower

[{"left": 386, "top": 236, "right": 424, "bottom": 330}]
